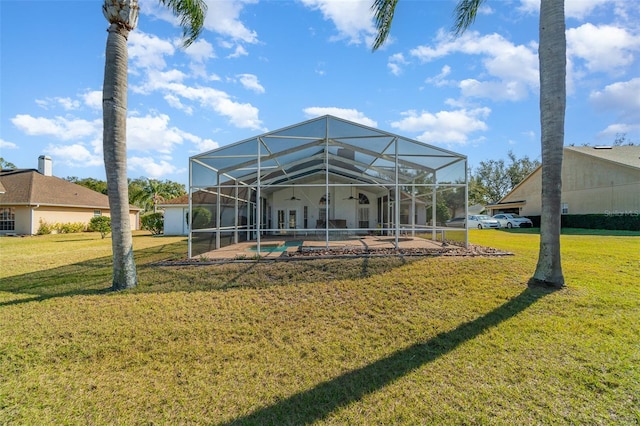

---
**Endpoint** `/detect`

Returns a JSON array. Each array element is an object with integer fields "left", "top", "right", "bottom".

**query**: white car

[
  {"left": 468, "top": 215, "right": 501, "bottom": 229},
  {"left": 493, "top": 213, "right": 533, "bottom": 228},
  {"left": 446, "top": 215, "right": 501, "bottom": 229}
]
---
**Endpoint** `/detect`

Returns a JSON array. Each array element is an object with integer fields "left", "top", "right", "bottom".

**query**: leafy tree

[
  {"left": 613, "top": 133, "right": 634, "bottom": 146},
  {"left": 89, "top": 216, "right": 112, "bottom": 239},
  {"left": 102, "top": 0, "right": 206, "bottom": 291},
  {"left": 0, "top": 157, "right": 17, "bottom": 169},
  {"left": 65, "top": 176, "right": 109, "bottom": 195},
  {"left": 472, "top": 151, "right": 540, "bottom": 204},
  {"left": 129, "top": 177, "right": 186, "bottom": 213},
  {"left": 372, "top": 0, "right": 566, "bottom": 288},
  {"left": 141, "top": 212, "right": 164, "bottom": 235}
]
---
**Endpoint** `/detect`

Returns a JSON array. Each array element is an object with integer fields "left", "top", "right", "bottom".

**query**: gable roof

[
  {"left": 566, "top": 146, "right": 640, "bottom": 169},
  {"left": 494, "top": 145, "right": 640, "bottom": 205},
  {"left": 0, "top": 169, "right": 140, "bottom": 210}
]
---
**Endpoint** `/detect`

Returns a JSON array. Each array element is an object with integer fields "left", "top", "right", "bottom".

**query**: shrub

[
  {"left": 58, "top": 222, "right": 87, "bottom": 233},
  {"left": 187, "top": 207, "right": 213, "bottom": 229},
  {"left": 37, "top": 219, "right": 54, "bottom": 235},
  {"left": 141, "top": 212, "right": 164, "bottom": 235},
  {"left": 88, "top": 216, "right": 111, "bottom": 239}
]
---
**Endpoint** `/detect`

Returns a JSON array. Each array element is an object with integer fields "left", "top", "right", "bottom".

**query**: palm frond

[
  {"left": 159, "top": 0, "right": 208, "bottom": 47},
  {"left": 452, "top": 0, "right": 486, "bottom": 36},
  {"left": 371, "top": 0, "right": 398, "bottom": 51}
]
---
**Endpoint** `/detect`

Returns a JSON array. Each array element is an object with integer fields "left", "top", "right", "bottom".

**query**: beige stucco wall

[
  {"left": 3, "top": 206, "right": 139, "bottom": 235},
  {"left": 502, "top": 150, "right": 640, "bottom": 215}
]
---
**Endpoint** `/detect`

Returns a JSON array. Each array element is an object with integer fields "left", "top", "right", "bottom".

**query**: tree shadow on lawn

[
  {"left": 0, "top": 240, "right": 188, "bottom": 306},
  {"left": 0, "top": 242, "right": 415, "bottom": 306},
  {"left": 225, "top": 286, "right": 553, "bottom": 426}
]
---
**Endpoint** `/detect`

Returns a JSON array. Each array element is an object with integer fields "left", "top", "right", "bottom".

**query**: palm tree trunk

[
  {"left": 531, "top": 0, "right": 565, "bottom": 288},
  {"left": 103, "top": 22, "right": 138, "bottom": 290}
]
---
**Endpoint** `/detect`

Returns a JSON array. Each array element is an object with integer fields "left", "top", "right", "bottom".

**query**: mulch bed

[
  {"left": 287, "top": 243, "right": 512, "bottom": 258},
  {"left": 156, "top": 243, "right": 512, "bottom": 266}
]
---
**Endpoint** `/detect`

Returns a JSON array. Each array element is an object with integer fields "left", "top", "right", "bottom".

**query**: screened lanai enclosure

[{"left": 189, "top": 115, "right": 468, "bottom": 257}]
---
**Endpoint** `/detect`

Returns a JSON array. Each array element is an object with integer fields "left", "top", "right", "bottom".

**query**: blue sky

[{"left": 1, "top": 0, "right": 639, "bottom": 187}]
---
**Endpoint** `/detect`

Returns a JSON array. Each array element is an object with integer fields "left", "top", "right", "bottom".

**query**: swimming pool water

[{"left": 247, "top": 241, "right": 302, "bottom": 252}]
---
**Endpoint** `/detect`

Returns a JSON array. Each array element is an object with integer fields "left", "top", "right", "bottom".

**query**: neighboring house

[
  {"left": 0, "top": 156, "right": 140, "bottom": 235},
  {"left": 487, "top": 146, "right": 640, "bottom": 216},
  {"left": 160, "top": 194, "right": 189, "bottom": 236}
]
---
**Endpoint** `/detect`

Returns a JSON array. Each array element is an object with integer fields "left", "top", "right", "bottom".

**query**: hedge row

[{"left": 527, "top": 214, "right": 640, "bottom": 231}]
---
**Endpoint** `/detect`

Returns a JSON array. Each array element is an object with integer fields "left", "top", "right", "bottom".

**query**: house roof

[
  {"left": 496, "top": 145, "right": 640, "bottom": 204},
  {"left": 566, "top": 146, "right": 640, "bottom": 169},
  {"left": 0, "top": 169, "right": 140, "bottom": 210}
]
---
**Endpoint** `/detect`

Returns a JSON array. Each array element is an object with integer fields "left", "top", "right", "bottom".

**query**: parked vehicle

[
  {"left": 492, "top": 213, "right": 533, "bottom": 228},
  {"left": 445, "top": 217, "right": 466, "bottom": 228},
  {"left": 445, "top": 215, "right": 501, "bottom": 229},
  {"left": 469, "top": 215, "right": 501, "bottom": 229}
]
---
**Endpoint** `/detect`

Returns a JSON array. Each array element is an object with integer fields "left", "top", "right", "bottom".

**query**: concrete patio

[{"left": 197, "top": 234, "right": 449, "bottom": 261}]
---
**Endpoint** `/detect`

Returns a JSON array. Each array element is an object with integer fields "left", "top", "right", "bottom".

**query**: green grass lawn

[{"left": 1, "top": 230, "right": 638, "bottom": 424}]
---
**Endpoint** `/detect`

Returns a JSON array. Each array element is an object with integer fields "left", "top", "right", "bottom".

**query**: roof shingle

[{"left": 0, "top": 169, "right": 140, "bottom": 210}]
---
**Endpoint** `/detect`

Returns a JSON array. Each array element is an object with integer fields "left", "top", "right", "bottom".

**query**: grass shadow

[
  {"left": 224, "top": 286, "right": 553, "bottom": 425},
  {"left": 1, "top": 241, "right": 416, "bottom": 305},
  {"left": 0, "top": 240, "right": 188, "bottom": 306}
]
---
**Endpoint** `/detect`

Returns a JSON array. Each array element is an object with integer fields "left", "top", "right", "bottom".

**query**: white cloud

[
  {"left": 459, "top": 79, "right": 530, "bottom": 101},
  {"left": 597, "top": 122, "right": 640, "bottom": 142},
  {"left": 128, "top": 156, "right": 182, "bottom": 178},
  {"left": 567, "top": 23, "right": 640, "bottom": 74},
  {"left": 410, "top": 31, "right": 539, "bottom": 101},
  {"left": 226, "top": 44, "right": 249, "bottom": 59},
  {"left": 174, "top": 128, "right": 220, "bottom": 153},
  {"left": 165, "top": 94, "right": 193, "bottom": 114},
  {"left": 590, "top": 78, "right": 640, "bottom": 119},
  {"left": 0, "top": 139, "right": 18, "bottom": 149},
  {"left": 237, "top": 73, "right": 265, "bottom": 94},
  {"left": 303, "top": 107, "right": 377, "bottom": 127},
  {"left": 184, "top": 38, "right": 215, "bottom": 62},
  {"left": 140, "top": 0, "right": 258, "bottom": 44},
  {"left": 192, "top": 138, "right": 219, "bottom": 153},
  {"left": 391, "top": 107, "right": 491, "bottom": 145},
  {"left": 127, "top": 114, "right": 185, "bottom": 153},
  {"left": 160, "top": 82, "right": 263, "bottom": 130},
  {"left": 299, "top": 0, "right": 376, "bottom": 45},
  {"left": 34, "top": 97, "right": 80, "bottom": 111},
  {"left": 128, "top": 31, "right": 176, "bottom": 70},
  {"left": 45, "top": 143, "right": 103, "bottom": 167},
  {"left": 388, "top": 53, "right": 408, "bottom": 76},
  {"left": 10, "top": 115, "right": 100, "bottom": 141},
  {"left": 56, "top": 97, "right": 80, "bottom": 111},
  {"left": 518, "top": 0, "right": 613, "bottom": 20},
  {"left": 82, "top": 91, "right": 102, "bottom": 110},
  {"left": 133, "top": 68, "right": 187, "bottom": 94},
  {"left": 426, "top": 65, "right": 453, "bottom": 87},
  {"left": 202, "top": 0, "right": 259, "bottom": 43}
]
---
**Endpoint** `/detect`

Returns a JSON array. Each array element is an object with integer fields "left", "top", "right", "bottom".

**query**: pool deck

[{"left": 197, "top": 234, "right": 447, "bottom": 260}]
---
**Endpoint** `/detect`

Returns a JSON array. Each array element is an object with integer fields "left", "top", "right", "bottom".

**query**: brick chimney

[{"left": 38, "top": 155, "right": 52, "bottom": 176}]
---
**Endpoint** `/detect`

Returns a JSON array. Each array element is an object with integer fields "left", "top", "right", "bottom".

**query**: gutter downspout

[{"left": 31, "top": 204, "right": 40, "bottom": 235}]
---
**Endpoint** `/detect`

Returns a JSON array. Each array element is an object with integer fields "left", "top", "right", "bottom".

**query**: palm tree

[
  {"left": 102, "top": 0, "right": 206, "bottom": 291},
  {"left": 371, "top": 0, "right": 565, "bottom": 288},
  {"left": 130, "top": 177, "right": 187, "bottom": 213}
]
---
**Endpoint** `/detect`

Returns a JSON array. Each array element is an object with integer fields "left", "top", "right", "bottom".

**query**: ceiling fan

[
  {"left": 343, "top": 186, "right": 358, "bottom": 201},
  {"left": 289, "top": 185, "right": 300, "bottom": 201}
]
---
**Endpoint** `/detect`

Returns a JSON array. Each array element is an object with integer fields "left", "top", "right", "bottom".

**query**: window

[
  {"left": 561, "top": 203, "right": 569, "bottom": 214},
  {"left": 94, "top": 210, "right": 102, "bottom": 216},
  {"left": 0, "top": 208, "right": 15, "bottom": 231}
]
